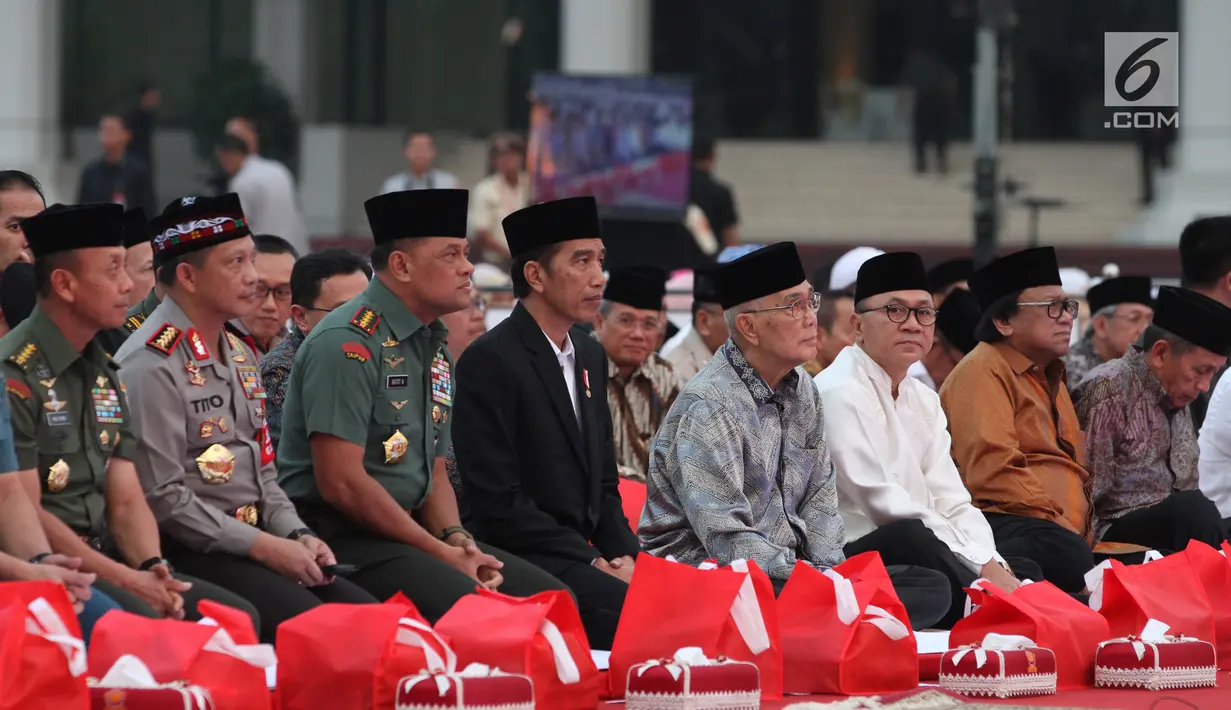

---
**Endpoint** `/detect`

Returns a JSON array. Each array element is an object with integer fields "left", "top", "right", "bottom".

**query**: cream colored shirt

[
  {"left": 469, "top": 173, "right": 530, "bottom": 253},
  {"left": 661, "top": 325, "right": 715, "bottom": 382}
]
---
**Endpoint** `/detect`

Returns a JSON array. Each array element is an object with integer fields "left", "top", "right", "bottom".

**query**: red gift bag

[
  {"left": 0, "top": 582, "right": 88, "bottom": 709},
  {"left": 607, "top": 555, "right": 780, "bottom": 700},
  {"left": 88, "top": 655, "right": 214, "bottom": 709},
  {"left": 435, "top": 589, "right": 599, "bottom": 710},
  {"left": 618, "top": 479, "right": 647, "bottom": 533},
  {"left": 778, "top": 553, "right": 916, "bottom": 695},
  {"left": 1092, "top": 552, "right": 1216, "bottom": 644},
  {"left": 278, "top": 596, "right": 453, "bottom": 710},
  {"left": 88, "top": 607, "right": 274, "bottom": 710},
  {"left": 952, "top": 579, "right": 1109, "bottom": 688},
  {"left": 1183, "top": 541, "right": 1231, "bottom": 669}
]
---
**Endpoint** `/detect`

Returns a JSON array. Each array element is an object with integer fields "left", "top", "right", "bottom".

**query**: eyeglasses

[
  {"left": 612, "top": 314, "right": 663, "bottom": 332},
  {"left": 259, "top": 284, "right": 292, "bottom": 302},
  {"left": 470, "top": 295, "right": 488, "bottom": 315},
  {"left": 745, "top": 292, "right": 822, "bottom": 321},
  {"left": 1017, "top": 299, "right": 1079, "bottom": 320},
  {"left": 858, "top": 303, "right": 938, "bottom": 326}
]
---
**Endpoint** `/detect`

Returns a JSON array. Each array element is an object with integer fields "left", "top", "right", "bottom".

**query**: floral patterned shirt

[
  {"left": 258, "top": 325, "right": 305, "bottom": 454},
  {"left": 1072, "top": 348, "right": 1199, "bottom": 539},
  {"left": 1065, "top": 335, "right": 1103, "bottom": 391},
  {"left": 638, "top": 338, "right": 844, "bottom": 580}
]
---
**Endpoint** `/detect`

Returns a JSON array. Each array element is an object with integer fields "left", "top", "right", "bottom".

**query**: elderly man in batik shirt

[
  {"left": 594, "top": 268, "right": 686, "bottom": 482},
  {"left": 640, "top": 242, "right": 950, "bottom": 630},
  {"left": 1073, "top": 286, "right": 1229, "bottom": 553},
  {"left": 1065, "top": 276, "right": 1154, "bottom": 390}
]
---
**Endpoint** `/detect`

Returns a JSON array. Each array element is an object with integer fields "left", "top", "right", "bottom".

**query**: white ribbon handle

[
  {"left": 950, "top": 633, "right": 1037, "bottom": 668},
  {"left": 1085, "top": 550, "right": 1163, "bottom": 611},
  {"left": 395, "top": 617, "right": 458, "bottom": 675},
  {"left": 201, "top": 627, "right": 277, "bottom": 668},
  {"left": 92, "top": 655, "right": 214, "bottom": 710},
  {"left": 823, "top": 568, "right": 861, "bottom": 625},
  {"left": 540, "top": 619, "right": 581, "bottom": 685},
  {"left": 25, "top": 596, "right": 87, "bottom": 677},
  {"left": 861, "top": 605, "right": 911, "bottom": 641},
  {"left": 1142, "top": 550, "right": 1164, "bottom": 563},
  {"left": 726, "top": 559, "right": 771, "bottom": 655}
]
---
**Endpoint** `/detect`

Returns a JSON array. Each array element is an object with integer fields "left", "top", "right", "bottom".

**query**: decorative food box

[
  {"left": 938, "top": 634, "right": 1057, "bottom": 699},
  {"left": 394, "top": 666, "right": 534, "bottom": 710},
  {"left": 1095, "top": 632, "right": 1217, "bottom": 691},
  {"left": 625, "top": 647, "right": 760, "bottom": 710},
  {"left": 90, "top": 686, "right": 214, "bottom": 710}
]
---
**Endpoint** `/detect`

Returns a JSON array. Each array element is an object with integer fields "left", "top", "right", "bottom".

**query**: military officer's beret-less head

[
  {"left": 21, "top": 203, "right": 125, "bottom": 258},
  {"left": 363, "top": 189, "right": 469, "bottom": 245},
  {"left": 122, "top": 207, "right": 150, "bottom": 248},
  {"left": 149, "top": 193, "right": 252, "bottom": 265},
  {"left": 502, "top": 196, "right": 603, "bottom": 258},
  {"left": 712, "top": 241, "right": 807, "bottom": 310}
]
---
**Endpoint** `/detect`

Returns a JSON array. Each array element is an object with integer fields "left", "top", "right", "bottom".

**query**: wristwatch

[
  {"left": 138, "top": 557, "right": 171, "bottom": 572},
  {"left": 440, "top": 526, "right": 472, "bottom": 541},
  {"left": 28, "top": 552, "right": 52, "bottom": 565},
  {"left": 287, "top": 528, "right": 315, "bottom": 541}
]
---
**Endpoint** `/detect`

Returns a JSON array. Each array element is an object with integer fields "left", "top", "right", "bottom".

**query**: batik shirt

[
  {"left": 1072, "top": 348, "right": 1199, "bottom": 539},
  {"left": 1065, "top": 335, "right": 1102, "bottom": 390},
  {"left": 606, "top": 352, "right": 686, "bottom": 482},
  {"left": 258, "top": 325, "right": 305, "bottom": 453},
  {"left": 638, "top": 339, "right": 844, "bottom": 581}
]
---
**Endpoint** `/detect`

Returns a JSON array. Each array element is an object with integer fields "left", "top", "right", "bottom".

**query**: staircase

[{"left": 713, "top": 141, "right": 1145, "bottom": 246}]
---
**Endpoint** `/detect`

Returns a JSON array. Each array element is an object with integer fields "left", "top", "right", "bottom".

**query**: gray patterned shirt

[
  {"left": 638, "top": 339, "right": 844, "bottom": 580},
  {"left": 1065, "top": 335, "right": 1103, "bottom": 390}
]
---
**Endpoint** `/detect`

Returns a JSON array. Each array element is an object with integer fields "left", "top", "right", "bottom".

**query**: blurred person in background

[
  {"left": 77, "top": 112, "right": 156, "bottom": 216},
  {"left": 469, "top": 133, "right": 529, "bottom": 268},
  {"left": 1059, "top": 267, "right": 1091, "bottom": 349},
  {"left": 380, "top": 131, "right": 458, "bottom": 194},
  {"left": 926, "top": 257, "right": 973, "bottom": 306},
  {"left": 440, "top": 290, "right": 489, "bottom": 362},
  {"left": 594, "top": 269, "right": 685, "bottom": 482},
  {"left": 126, "top": 81, "right": 160, "bottom": 185},
  {"left": 216, "top": 135, "right": 309, "bottom": 258},
  {"left": 662, "top": 268, "right": 727, "bottom": 381},
  {"left": 687, "top": 137, "right": 739, "bottom": 248},
  {"left": 1178, "top": 216, "right": 1231, "bottom": 432},
  {"left": 803, "top": 290, "right": 856, "bottom": 377},
  {"left": 261, "top": 248, "right": 371, "bottom": 454},
  {"left": 898, "top": 45, "right": 954, "bottom": 176},
  {"left": 1065, "top": 276, "right": 1154, "bottom": 390},
  {"left": 829, "top": 246, "right": 885, "bottom": 293},
  {"left": 915, "top": 287, "right": 981, "bottom": 391},
  {"left": 0, "top": 170, "right": 39, "bottom": 271},
  {"left": 122, "top": 208, "right": 154, "bottom": 308},
  {"left": 230, "top": 234, "right": 298, "bottom": 359}
]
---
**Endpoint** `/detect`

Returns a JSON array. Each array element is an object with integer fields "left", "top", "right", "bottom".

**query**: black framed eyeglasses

[
  {"left": 744, "top": 292, "right": 822, "bottom": 321},
  {"left": 1017, "top": 299, "right": 1079, "bottom": 320},
  {"left": 858, "top": 303, "right": 938, "bottom": 326}
]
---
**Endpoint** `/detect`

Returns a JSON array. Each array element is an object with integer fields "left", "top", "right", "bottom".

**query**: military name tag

[
  {"left": 91, "top": 385, "right": 123, "bottom": 424},
  {"left": 429, "top": 350, "right": 452, "bottom": 407},
  {"left": 45, "top": 411, "right": 71, "bottom": 427},
  {"left": 236, "top": 366, "right": 266, "bottom": 400},
  {"left": 387, "top": 374, "right": 408, "bottom": 389}
]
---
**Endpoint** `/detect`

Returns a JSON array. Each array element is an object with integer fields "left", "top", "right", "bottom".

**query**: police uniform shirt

[
  {"left": 0, "top": 306, "right": 138, "bottom": 536},
  {"left": 276, "top": 277, "right": 452, "bottom": 511},
  {"left": 114, "top": 295, "right": 307, "bottom": 556}
]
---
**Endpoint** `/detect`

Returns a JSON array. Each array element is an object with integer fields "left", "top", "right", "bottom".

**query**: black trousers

[
  {"left": 1101, "top": 490, "right": 1226, "bottom": 554},
  {"left": 520, "top": 553, "right": 628, "bottom": 652},
  {"left": 843, "top": 518, "right": 1044, "bottom": 629},
  {"left": 984, "top": 513, "right": 1093, "bottom": 594},
  {"left": 165, "top": 550, "right": 379, "bottom": 643},
  {"left": 93, "top": 573, "right": 261, "bottom": 630}
]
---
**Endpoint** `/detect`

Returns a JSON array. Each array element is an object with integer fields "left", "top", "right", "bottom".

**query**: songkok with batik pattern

[{"left": 149, "top": 194, "right": 251, "bottom": 264}]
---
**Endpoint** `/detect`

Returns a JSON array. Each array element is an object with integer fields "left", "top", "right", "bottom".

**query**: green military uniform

[
  {"left": 277, "top": 277, "right": 451, "bottom": 512},
  {"left": 2, "top": 204, "right": 256, "bottom": 624},
  {"left": 275, "top": 188, "right": 564, "bottom": 621}
]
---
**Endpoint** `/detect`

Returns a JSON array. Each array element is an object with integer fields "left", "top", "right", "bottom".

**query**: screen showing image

[{"left": 528, "top": 73, "right": 694, "bottom": 222}]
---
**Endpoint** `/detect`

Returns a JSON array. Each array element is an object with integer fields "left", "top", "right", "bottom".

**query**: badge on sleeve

[
  {"left": 429, "top": 349, "right": 452, "bottom": 407},
  {"left": 383, "top": 429, "right": 409, "bottom": 464},
  {"left": 343, "top": 342, "right": 371, "bottom": 363},
  {"left": 47, "top": 459, "right": 70, "bottom": 492},
  {"left": 260, "top": 421, "right": 276, "bottom": 466},
  {"left": 5, "top": 380, "right": 29, "bottom": 401}
]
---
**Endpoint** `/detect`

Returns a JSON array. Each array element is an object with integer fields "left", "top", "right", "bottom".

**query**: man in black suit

[{"left": 453, "top": 196, "right": 640, "bottom": 650}]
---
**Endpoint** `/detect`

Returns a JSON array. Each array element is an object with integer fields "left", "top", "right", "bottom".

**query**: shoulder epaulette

[
  {"left": 349, "top": 306, "right": 381, "bottom": 335},
  {"left": 146, "top": 324, "right": 183, "bottom": 356},
  {"left": 124, "top": 314, "right": 146, "bottom": 333},
  {"left": 5, "top": 343, "right": 37, "bottom": 372}
]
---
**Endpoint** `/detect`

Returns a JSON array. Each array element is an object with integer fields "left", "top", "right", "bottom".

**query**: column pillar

[
  {"left": 0, "top": 0, "right": 63, "bottom": 199},
  {"left": 253, "top": 0, "right": 313, "bottom": 117},
  {"left": 560, "top": 0, "right": 650, "bottom": 74},
  {"left": 1123, "top": 0, "right": 1231, "bottom": 243}
]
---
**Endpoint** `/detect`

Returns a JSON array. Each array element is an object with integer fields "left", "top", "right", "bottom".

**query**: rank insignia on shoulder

[
  {"left": 5, "top": 380, "right": 30, "bottom": 401},
  {"left": 7, "top": 343, "right": 37, "bottom": 371},
  {"left": 349, "top": 306, "right": 381, "bottom": 335},
  {"left": 124, "top": 314, "right": 146, "bottom": 333},
  {"left": 146, "top": 324, "right": 183, "bottom": 356},
  {"left": 342, "top": 342, "right": 372, "bottom": 363}
]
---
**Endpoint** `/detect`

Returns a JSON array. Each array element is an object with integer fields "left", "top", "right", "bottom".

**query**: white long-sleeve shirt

[
  {"left": 813, "top": 345, "right": 1001, "bottom": 572},
  {"left": 1198, "top": 372, "right": 1231, "bottom": 517}
]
